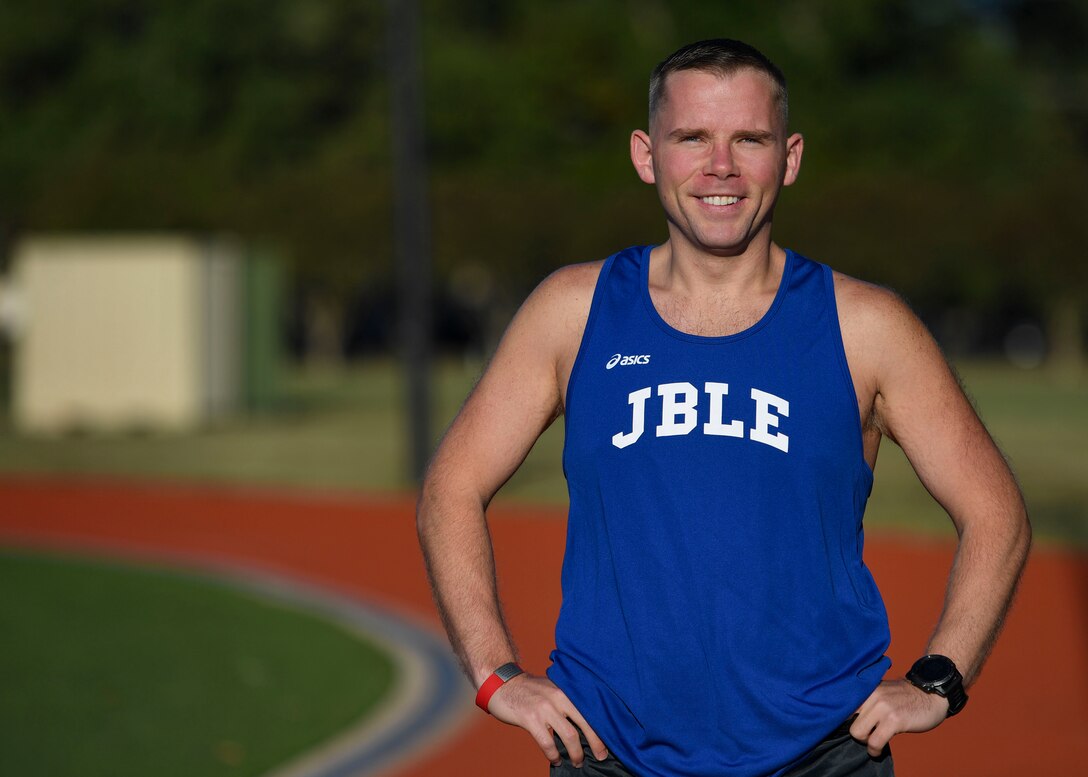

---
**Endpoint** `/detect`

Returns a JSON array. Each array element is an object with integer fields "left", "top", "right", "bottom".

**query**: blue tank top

[{"left": 547, "top": 245, "right": 891, "bottom": 777}]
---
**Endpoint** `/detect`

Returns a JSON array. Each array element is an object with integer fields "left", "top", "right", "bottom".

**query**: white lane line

[{"left": 222, "top": 566, "right": 472, "bottom": 777}]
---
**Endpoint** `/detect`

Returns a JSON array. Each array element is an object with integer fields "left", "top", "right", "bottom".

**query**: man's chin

[{"left": 691, "top": 235, "right": 757, "bottom": 258}]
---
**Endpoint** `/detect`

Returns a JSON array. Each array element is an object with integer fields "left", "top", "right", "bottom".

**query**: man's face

[{"left": 631, "top": 68, "right": 803, "bottom": 257}]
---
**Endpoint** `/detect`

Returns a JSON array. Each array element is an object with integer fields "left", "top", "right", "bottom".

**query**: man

[{"left": 417, "top": 39, "right": 1030, "bottom": 777}]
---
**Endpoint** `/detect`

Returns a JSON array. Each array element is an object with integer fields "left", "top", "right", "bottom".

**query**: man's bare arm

[
  {"left": 839, "top": 282, "right": 1031, "bottom": 755},
  {"left": 416, "top": 262, "right": 609, "bottom": 766}
]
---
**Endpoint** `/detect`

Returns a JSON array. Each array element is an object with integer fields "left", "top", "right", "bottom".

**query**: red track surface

[{"left": 1, "top": 477, "right": 1085, "bottom": 776}]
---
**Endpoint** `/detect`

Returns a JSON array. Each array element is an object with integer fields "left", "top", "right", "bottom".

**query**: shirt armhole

[
  {"left": 822, "top": 263, "right": 874, "bottom": 482},
  {"left": 562, "top": 254, "right": 617, "bottom": 421}
]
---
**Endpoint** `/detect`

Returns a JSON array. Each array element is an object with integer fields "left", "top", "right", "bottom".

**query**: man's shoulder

[
  {"left": 829, "top": 268, "right": 918, "bottom": 339},
  {"left": 505, "top": 260, "right": 608, "bottom": 367},
  {"left": 523, "top": 259, "right": 607, "bottom": 319},
  {"left": 539, "top": 259, "right": 607, "bottom": 293},
  {"left": 829, "top": 268, "right": 941, "bottom": 395}
]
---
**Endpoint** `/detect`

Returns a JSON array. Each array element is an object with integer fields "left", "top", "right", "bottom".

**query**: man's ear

[
  {"left": 782, "top": 132, "right": 804, "bottom": 187},
  {"left": 630, "top": 129, "right": 656, "bottom": 185}
]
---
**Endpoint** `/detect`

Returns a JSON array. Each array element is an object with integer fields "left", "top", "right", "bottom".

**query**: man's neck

[
  {"left": 654, "top": 235, "right": 784, "bottom": 300},
  {"left": 646, "top": 237, "right": 788, "bottom": 338}
]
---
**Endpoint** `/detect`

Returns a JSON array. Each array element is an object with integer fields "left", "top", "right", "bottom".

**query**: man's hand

[
  {"left": 487, "top": 673, "right": 609, "bottom": 768},
  {"left": 850, "top": 678, "right": 949, "bottom": 757}
]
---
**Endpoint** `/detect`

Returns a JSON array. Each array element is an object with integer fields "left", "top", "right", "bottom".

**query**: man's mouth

[{"left": 700, "top": 196, "right": 741, "bottom": 206}]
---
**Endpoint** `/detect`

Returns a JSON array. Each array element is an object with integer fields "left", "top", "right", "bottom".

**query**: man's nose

[{"left": 705, "top": 143, "right": 737, "bottom": 177}]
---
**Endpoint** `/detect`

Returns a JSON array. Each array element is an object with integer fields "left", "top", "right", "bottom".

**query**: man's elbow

[
  {"left": 415, "top": 452, "right": 446, "bottom": 537},
  {"left": 416, "top": 469, "right": 445, "bottom": 542},
  {"left": 1010, "top": 501, "right": 1032, "bottom": 570},
  {"left": 415, "top": 458, "right": 487, "bottom": 541},
  {"left": 990, "top": 490, "right": 1032, "bottom": 576}
]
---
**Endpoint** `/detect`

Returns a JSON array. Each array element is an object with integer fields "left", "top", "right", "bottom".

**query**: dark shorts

[{"left": 549, "top": 718, "right": 893, "bottom": 777}]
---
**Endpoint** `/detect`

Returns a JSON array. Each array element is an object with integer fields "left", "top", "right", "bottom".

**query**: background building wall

[{"left": 11, "top": 235, "right": 244, "bottom": 433}]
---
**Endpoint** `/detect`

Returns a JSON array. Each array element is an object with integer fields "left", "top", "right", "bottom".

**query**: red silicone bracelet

[
  {"left": 475, "top": 663, "right": 524, "bottom": 713},
  {"left": 474, "top": 672, "right": 507, "bottom": 712}
]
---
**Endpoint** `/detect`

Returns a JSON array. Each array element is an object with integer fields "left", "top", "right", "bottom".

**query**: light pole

[{"left": 387, "top": 0, "right": 432, "bottom": 483}]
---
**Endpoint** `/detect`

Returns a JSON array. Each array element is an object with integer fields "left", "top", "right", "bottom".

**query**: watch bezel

[
  {"left": 910, "top": 654, "right": 957, "bottom": 689},
  {"left": 907, "top": 654, "right": 968, "bottom": 716}
]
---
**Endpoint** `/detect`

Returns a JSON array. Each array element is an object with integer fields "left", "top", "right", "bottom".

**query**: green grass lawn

[
  {"left": 0, "top": 358, "right": 1083, "bottom": 546},
  {"left": 865, "top": 362, "right": 1088, "bottom": 544},
  {"left": 0, "top": 549, "right": 396, "bottom": 777}
]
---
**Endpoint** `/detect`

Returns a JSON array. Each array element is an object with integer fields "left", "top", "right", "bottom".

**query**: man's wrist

[
  {"left": 475, "top": 662, "right": 524, "bottom": 713},
  {"left": 906, "top": 654, "right": 968, "bottom": 717},
  {"left": 471, "top": 656, "right": 517, "bottom": 688}
]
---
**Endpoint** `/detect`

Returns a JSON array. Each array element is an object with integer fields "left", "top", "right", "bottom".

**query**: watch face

[{"left": 914, "top": 656, "right": 955, "bottom": 684}]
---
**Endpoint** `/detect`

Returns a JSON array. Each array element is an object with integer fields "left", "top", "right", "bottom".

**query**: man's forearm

[
  {"left": 850, "top": 496, "right": 1030, "bottom": 755},
  {"left": 924, "top": 501, "right": 1031, "bottom": 685},
  {"left": 416, "top": 484, "right": 520, "bottom": 685},
  {"left": 417, "top": 476, "right": 611, "bottom": 767}
]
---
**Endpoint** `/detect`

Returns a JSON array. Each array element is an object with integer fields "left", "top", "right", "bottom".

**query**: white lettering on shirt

[
  {"left": 749, "top": 388, "right": 790, "bottom": 452},
  {"left": 703, "top": 382, "right": 744, "bottom": 438},
  {"left": 610, "top": 382, "right": 790, "bottom": 452},
  {"left": 611, "top": 386, "right": 653, "bottom": 449},
  {"left": 656, "top": 382, "right": 698, "bottom": 437}
]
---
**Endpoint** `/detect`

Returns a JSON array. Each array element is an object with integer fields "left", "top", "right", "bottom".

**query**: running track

[{"left": 1, "top": 477, "right": 1085, "bottom": 776}]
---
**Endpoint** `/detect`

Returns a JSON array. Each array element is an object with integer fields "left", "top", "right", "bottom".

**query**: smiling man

[{"left": 417, "top": 39, "right": 1030, "bottom": 777}]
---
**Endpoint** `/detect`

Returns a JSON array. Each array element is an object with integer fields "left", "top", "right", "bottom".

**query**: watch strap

[
  {"left": 944, "top": 678, "right": 968, "bottom": 716},
  {"left": 475, "top": 662, "right": 524, "bottom": 713}
]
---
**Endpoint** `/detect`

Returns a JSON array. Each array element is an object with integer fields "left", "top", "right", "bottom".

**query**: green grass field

[
  {"left": 0, "top": 549, "right": 396, "bottom": 777},
  {"left": 0, "top": 359, "right": 1083, "bottom": 546},
  {"left": 867, "top": 362, "right": 1088, "bottom": 544}
]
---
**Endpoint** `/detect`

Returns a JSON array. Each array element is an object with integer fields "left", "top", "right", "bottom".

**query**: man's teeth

[{"left": 701, "top": 196, "right": 740, "bottom": 205}]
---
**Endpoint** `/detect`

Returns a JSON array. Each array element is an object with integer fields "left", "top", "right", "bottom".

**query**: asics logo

[{"left": 606, "top": 353, "right": 651, "bottom": 369}]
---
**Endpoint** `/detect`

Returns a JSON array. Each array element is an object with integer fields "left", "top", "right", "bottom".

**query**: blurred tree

[
  {"left": 770, "top": 0, "right": 1085, "bottom": 363},
  {"left": 0, "top": 0, "right": 1082, "bottom": 362},
  {"left": 998, "top": 0, "right": 1088, "bottom": 371},
  {"left": 0, "top": 0, "right": 389, "bottom": 291}
]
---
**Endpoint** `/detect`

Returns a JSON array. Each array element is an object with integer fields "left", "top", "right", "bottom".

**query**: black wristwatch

[{"left": 906, "top": 654, "right": 968, "bottom": 717}]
